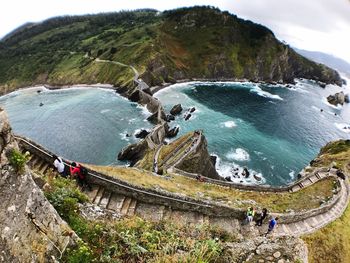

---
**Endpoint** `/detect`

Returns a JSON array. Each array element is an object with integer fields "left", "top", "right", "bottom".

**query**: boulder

[
  {"left": 117, "top": 139, "right": 149, "bottom": 166},
  {"left": 166, "top": 114, "right": 175, "bottom": 122},
  {"left": 189, "top": 107, "right": 196, "bottom": 113},
  {"left": 184, "top": 113, "right": 192, "bottom": 121},
  {"left": 166, "top": 126, "right": 180, "bottom": 138},
  {"left": 170, "top": 104, "right": 183, "bottom": 115},
  {"left": 135, "top": 129, "right": 150, "bottom": 139},
  {"left": 327, "top": 91, "right": 346, "bottom": 106}
]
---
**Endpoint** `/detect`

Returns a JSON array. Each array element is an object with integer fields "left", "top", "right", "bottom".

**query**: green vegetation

[
  {"left": 43, "top": 176, "right": 235, "bottom": 262},
  {"left": 311, "top": 139, "right": 350, "bottom": 170},
  {"left": 9, "top": 149, "right": 29, "bottom": 173},
  {"left": 86, "top": 164, "right": 336, "bottom": 213},
  {"left": 303, "top": 202, "right": 350, "bottom": 263},
  {"left": 0, "top": 6, "right": 341, "bottom": 95}
]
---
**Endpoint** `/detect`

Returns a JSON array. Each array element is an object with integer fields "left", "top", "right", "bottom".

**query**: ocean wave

[
  {"left": 250, "top": 85, "right": 284, "bottom": 100},
  {"left": 288, "top": 86, "right": 310, "bottom": 93},
  {"left": 136, "top": 104, "right": 151, "bottom": 118},
  {"left": 220, "top": 120, "right": 236, "bottom": 128},
  {"left": 100, "top": 109, "right": 111, "bottom": 114},
  {"left": 226, "top": 148, "right": 250, "bottom": 161},
  {"left": 335, "top": 123, "right": 350, "bottom": 133}
]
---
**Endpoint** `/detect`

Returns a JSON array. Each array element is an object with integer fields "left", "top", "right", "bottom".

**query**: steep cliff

[
  {"left": 0, "top": 108, "right": 77, "bottom": 262},
  {"left": 0, "top": 6, "right": 342, "bottom": 95},
  {"left": 175, "top": 133, "right": 221, "bottom": 180}
]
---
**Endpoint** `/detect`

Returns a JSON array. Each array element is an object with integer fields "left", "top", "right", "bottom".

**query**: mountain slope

[{"left": 0, "top": 6, "right": 342, "bottom": 95}]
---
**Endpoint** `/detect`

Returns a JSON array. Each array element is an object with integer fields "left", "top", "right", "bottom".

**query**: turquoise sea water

[
  {"left": 0, "top": 87, "right": 152, "bottom": 165},
  {"left": 0, "top": 81, "right": 349, "bottom": 186},
  {"left": 155, "top": 80, "right": 350, "bottom": 186}
]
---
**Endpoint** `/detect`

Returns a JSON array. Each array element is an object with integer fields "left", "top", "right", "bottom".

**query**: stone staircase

[{"left": 274, "top": 178, "right": 349, "bottom": 237}]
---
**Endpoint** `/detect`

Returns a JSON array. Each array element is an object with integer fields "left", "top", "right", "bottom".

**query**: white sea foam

[
  {"left": 119, "top": 130, "right": 131, "bottom": 141},
  {"left": 100, "top": 109, "right": 111, "bottom": 114},
  {"left": 335, "top": 123, "right": 350, "bottom": 133},
  {"left": 288, "top": 86, "right": 310, "bottom": 93},
  {"left": 289, "top": 171, "right": 295, "bottom": 179},
  {"left": 226, "top": 148, "right": 250, "bottom": 161},
  {"left": 136, "top": 104, "right": 151, "bottom": 117},
  {"left": 250, "top": 85, "right": 283, "bottom": 100},
  {"left": 214, "top": 156, "right": 265, "bottom": 184},
  {"left": 220, "top": 120, "right": 236, "bottom": 128}
]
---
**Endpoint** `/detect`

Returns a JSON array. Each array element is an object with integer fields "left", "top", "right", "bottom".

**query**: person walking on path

[
  {"left": 70, "top": 162, "right": 92, "bottom": 191},
  {"left": 245, "top": 207, "right": 255, "bottom": 224},
  {"left": 256, "top": 208, "right": 268, "bottom": 226},
  {"left": 265, "top": 217, "right": 279, "bottom": 236},
  {"left": 52, "top": 155, "right": 69, "bottom": 178}
]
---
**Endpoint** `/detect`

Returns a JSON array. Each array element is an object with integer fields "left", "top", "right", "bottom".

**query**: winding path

[{"left": 16, "top": 136, "right": 350, "bottom": 238}]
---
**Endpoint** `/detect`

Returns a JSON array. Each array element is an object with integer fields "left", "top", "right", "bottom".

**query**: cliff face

[
  {"left": 0, "top": 7, "right": 342, "bottom": 95},
  {"left": 0, "top": 108, "right": 76, "bottom": 262},
  {"left": 176, "top": 134, "right": 221, "bottom": 180}
]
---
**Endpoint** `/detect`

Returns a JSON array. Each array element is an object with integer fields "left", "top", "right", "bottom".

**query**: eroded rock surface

[{"left": 0, "top": 109, "right": 77, "bottom": 262}]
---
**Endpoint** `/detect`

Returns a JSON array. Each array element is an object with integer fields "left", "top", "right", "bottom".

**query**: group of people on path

[
  {"left": 53, "top": 155, "right": 91, "bottom": 190},
  {"left": 245, "top": 207, "right": 279, "bottom": 236}
]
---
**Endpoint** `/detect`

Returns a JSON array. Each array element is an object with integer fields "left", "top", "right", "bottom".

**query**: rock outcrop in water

[
  {"left": 175, "top": 133, "right": 221, "bottom": 180},
  {"left": 170, "top": 104, "right": 183, "bottom": 115},
  {"left": 0, "top": 108, "right": 77, "bottom": 262},
  {"left": 327, "top": 91, "right": 348, "bottom": 106}
]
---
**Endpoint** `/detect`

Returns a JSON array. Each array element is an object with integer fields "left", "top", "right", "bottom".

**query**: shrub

[{"left": 9, "top": 149, "right": 29, "bottom": 173}]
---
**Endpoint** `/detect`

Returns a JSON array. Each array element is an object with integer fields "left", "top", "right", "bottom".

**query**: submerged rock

[
  {"left": 189, "top": 107, "right": 196, "bottom": 113},
  {"left": 166, "top": 114, "right": 175, "bottom": 122},
  {"left": 166, "top": 126, "right": 180, "bottom": 138},
  {"left": 184, "top": 113, "right": 192, "bottom": 121},
  {"left": 135, "top": 129, "right": 150, "bottom": 139}
]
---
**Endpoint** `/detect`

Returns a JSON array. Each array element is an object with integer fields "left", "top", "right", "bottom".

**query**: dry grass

[
  {"left": 85, "top": 164, "right": 336, "bottom": 213},
  {"left": 158, "top": 132, "right": 193, "bottom": 164},
  {"left": 303, "top": 202, "right": 350, "bottom": 263}
]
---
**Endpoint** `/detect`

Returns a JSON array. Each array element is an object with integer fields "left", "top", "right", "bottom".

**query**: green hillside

[{"left": 0, "top": 6, "right": 342, "bottom": 95}]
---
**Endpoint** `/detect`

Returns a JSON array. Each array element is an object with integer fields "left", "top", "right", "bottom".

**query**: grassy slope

[
  {"left": 0, "top": 7, "right": 341, "bottom": 95},
  {"left": 302, "top": 140, "right": 350, "bottom": 263},
  {"left": 86, "top": 164, "right": 336, "bottom": 213}
]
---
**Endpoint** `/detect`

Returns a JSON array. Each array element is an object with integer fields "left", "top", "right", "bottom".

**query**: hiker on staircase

[
  {"left": 70, "top": 162, "right": 92, "bottom": 191},
  {"left": 52, "top": 155, "right": 69, "bottom": 178},
  {"left": 265, "top": 217, "right": 279, "bottom": 236}
]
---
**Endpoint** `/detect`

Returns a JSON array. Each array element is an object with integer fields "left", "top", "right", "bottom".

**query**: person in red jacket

[
  {"left": 70, "top": 162, "right": 81, "bottom": 178},
  {"left": 70, "top": 162, "right": 91, "bottom": 190}
]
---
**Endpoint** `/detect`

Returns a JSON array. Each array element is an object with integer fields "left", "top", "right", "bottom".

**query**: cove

[
  {"left": 0, "top": 86, "right": 152, "bottom": 166},
  {"left": 155, "top": 80, "right": 350, "bottom": 186}
]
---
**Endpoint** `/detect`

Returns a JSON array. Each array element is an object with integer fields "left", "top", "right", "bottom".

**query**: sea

[{"left": 0, "top": 80, "right": 349, "bottom": 186}]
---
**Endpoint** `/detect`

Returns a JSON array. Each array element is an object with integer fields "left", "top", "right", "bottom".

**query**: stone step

[
  {"left": 30, "top": 156, "right": 40, "bottom": 167},
  {"left": 99, "top": 190, "right": 112, "bottom": 209},
  {"left": 39, "top": 162, "right": 49, "bottom": 174},
  {"left": 107, "top": 194, "right": 125, "bottom": 212},
  {"left": 120, "top": 197, "right": 132, "bottom": 215},
  {"left": 84, "top": 185, "right": 100, "bottom": 201},
  {"left": 301, "top": 179, "right": 312, "bottom": 187},
  {"left": 308, "top": 175, "right": 318, "bottom": 183},
  {"left": 34, "top": 159, "right": 44, "bottom": 170},
  {"left": 127, "top": 199, "right": 137, "bottom": 216},
  {"left": 93, "top": 187, "right": 105, "bottom": 205}
]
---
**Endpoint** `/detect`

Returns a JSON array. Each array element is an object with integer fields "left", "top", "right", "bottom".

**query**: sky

[{"left": 1, "top": 0, "right": 350, "bottom": 63}]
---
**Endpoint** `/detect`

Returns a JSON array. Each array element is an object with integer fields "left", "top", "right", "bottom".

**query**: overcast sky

[{"left": 1, "top": 0, "right": 349, "bottom": 62}]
